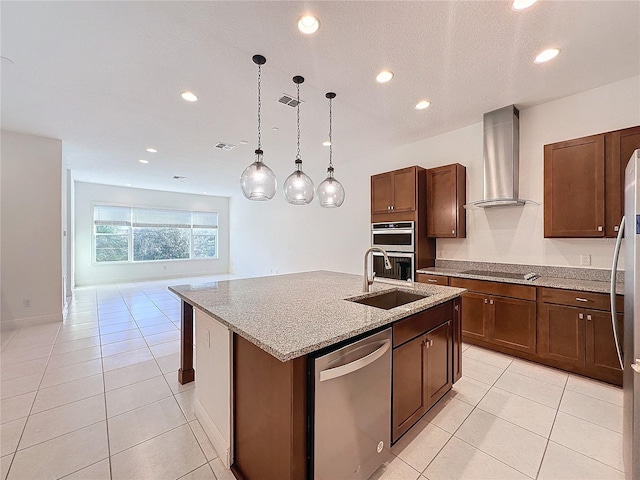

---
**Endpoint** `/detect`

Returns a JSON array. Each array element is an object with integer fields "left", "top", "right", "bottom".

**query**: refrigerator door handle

[{"left": 610, "top": 215, "right": 625, "bottom": 370}]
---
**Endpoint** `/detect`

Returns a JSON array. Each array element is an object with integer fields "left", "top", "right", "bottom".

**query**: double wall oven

[{"left": 371, "top": 222, "right": 415, "bottom": 282}]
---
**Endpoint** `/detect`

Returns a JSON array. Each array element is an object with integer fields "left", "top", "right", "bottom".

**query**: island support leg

[{"left": 178, "top": 300, "right": 195, "bottom": 384}]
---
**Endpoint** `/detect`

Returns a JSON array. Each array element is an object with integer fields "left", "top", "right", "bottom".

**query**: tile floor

[{"left": 1, "top": 275, "right": 625, "bottom": 480}]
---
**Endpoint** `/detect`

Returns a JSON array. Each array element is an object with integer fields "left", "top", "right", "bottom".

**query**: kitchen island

[{"left": 169, "top": 271, "right": 465, "bottom": 480}]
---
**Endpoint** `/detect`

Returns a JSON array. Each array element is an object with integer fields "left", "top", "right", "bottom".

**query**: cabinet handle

[
  {"left": 454, "top": 305, "right": 459, "bottom": 312},
  {"left": 489, "top": 299, "right": 494, "bottom": 305},
  {"left": 430, "top": 339, "right": 434, "bottom": 347},
  {"left": 575, "top": 297, "right": 588, "bottom": 302},
  {"left": 452, "top": 230, "right": 455, "bottom": 234},
  {"left": 427, "top": 279, "right": 438, "bottom": 283},
  {"left": 387, "top": 206, "right": 391, "bottom": 211},
  {"left": 484, "top": 299, "right": 488, "bottom": 304},
  {"left": 424, "top": 339, "right": 429, "bottom": 349},
  {"left": 586, "top": 314, "right": 592, "bottom": 321},
  {"left": 391, "top": 205, "right": 394, "bottom": 210},
  {"left": 579, "top": 313, "right": 584, "bottom": 319},
  {"left": 614, "top": 225, "right": 619, "bottom": 232},
  {"left": 597, "top": 226, "right": 603, "bottom": 232}
]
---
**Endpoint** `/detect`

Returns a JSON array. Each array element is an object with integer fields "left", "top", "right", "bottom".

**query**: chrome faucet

[{"left": 363, "top": 247, "right": 392, "bottom": 292}]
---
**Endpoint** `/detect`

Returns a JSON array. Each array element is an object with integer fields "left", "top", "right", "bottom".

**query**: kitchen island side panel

[{"left": 232, "top": 333, "right": 308, "bottom": 480}]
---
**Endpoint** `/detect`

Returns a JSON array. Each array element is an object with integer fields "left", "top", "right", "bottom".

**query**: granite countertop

[
  {"left": 417, "top": 266, "right": 623, "bottom": 295},
  {"left": 169, "top": 270, "right": 465, "bottom": 362}
]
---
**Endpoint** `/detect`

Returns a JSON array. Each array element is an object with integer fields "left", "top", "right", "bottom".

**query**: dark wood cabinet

[
  {"left": 392, "top": 302, "right": 453, "bottom": 442},
  {"left": 452, "top": 298, "right": 462, "bottom": 383},
  {"left": 416, "top": 273, "right": 449, "bottom": 285},
  {"left": 371, "top": 166, "right": 418, "bottom": 217},
  {"left": 537, "top": 287, "right": 623, "bottom": 385},
  {"left": 426, "top": 164, "right": 466, "bottom": 238},
  {"left": 544, "top": 125, "right": 640, "bottom": 238},
  {"left": 544, "top": 134, "right": 605, "bottom": 238},
  {"left": 453, "top": 278, "right": 536, "bottom": 355},
  {"left": 605, "top": 126, "right": 640, "bottom": 237}
]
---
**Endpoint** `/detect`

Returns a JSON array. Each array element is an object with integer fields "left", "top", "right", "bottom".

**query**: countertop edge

[{"left": 416, "top": 268, "right": 623, "bottom": 295}]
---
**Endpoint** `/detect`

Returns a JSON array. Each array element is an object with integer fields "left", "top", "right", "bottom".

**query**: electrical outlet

[
  {"left": 205, "top": 328, "right": 210, "bottom": 347},
  {"left": 23, "top": 299, "right": 31, "bottom": 308},
  {"left": 580, "top": 254, "right": 591, "bottom": 266}
]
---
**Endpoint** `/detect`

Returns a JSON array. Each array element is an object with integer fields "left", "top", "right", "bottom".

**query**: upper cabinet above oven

[{"left": 371, "top": 166, "right": 424, "bottom": 222}]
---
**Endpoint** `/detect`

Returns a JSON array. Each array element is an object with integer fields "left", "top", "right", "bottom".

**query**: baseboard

[
  {"left": 194, "top": 398, "right": 232, "bottom": 468},
  {"left": 1, "top": 313, "right": 63, "bottom": 331}
]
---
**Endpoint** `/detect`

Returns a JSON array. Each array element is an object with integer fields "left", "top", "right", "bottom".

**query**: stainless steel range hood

[{"left": 465, "top": 105, "right": 535, "bottom": 208}]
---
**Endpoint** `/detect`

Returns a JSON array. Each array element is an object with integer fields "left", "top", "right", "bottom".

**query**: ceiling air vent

[
  {"left": 173, "top": 175, "right": 186, "bottom": 181},
  {"left": 277, "top": 94, "right": 303, "bottom": 107},
  {"left": 214, "top": 142, "right": 236, "bottom": 151}
]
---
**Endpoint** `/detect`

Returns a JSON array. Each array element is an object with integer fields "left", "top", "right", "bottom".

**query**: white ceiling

[{"left": 2, "top": 1, "right": 638, "bottom": 197}]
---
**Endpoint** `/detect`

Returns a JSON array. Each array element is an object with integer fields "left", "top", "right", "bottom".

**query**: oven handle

[
  {"left": 371, "top": 229, "right": 414, "bottom": 235},
  {"left": 372, "top": 252, "right": 414, "bottom": 258}
]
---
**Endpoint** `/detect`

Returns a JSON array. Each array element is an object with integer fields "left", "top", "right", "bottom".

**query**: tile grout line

[
  {"left": 534, "top": 374, "right": 569, "bottom": 479},
  {"left": 96, "top": 288, "right": 115, "bottom": 480}
]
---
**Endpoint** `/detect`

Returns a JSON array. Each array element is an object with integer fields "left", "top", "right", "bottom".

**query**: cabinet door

[
  {"left": 605, "top": 126, "right": 640, "bottom": 237},
  {"left": 427, "top": 164, "right": 466, "bottom": 238},
  {"left": 392, "top": 167, "right": 417, "bottom": 213},
  {"left": 392, "top": 335, "right": 426, "bottom": 442},
  {"left": 490, "top": 296, "right": 536, "bottom": 354},
  {"left": 538, "top": 304, "right": 585, "bottom": 368},
  {"left": 426, "top": 321, "right": 451, "bottom": 408},
  {"left": 585, "top": 310, "right": 623, "bottom": 383},
  {"left": 371, "top": 173, "right": 394, "bottom": 214},
  {"left": 460, "top": 292, "right": 488, "bottom": 342},
  {"left": 544, "top": 135, "right": 605, "bottom": 237}
]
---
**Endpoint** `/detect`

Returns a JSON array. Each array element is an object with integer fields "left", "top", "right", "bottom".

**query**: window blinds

[
  {"left": 93, "top": 205, "right": 131, "bottom": 226},
  {"left": 94, "top": 206, "right": 218, "bottom": 229},
  {"left": 131, "top": 208, "right": 192, "bottom": 228}
]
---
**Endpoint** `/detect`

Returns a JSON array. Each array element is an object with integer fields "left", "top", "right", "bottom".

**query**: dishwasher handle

[{"left": 319, "top": 340, "right": 391, "bottom": 382}]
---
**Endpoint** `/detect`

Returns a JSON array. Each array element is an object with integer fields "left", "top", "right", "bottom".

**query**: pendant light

[
  {"left": 283, "top": 76, "right": 315, "bottom": 205},
  {"left": 317, "top": 92, "right": 345, "bottom": 208},
  {"left": 240, "top": 55, "right": 277, "bottom": 201}
]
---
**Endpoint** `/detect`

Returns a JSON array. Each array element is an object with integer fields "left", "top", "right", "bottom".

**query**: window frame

[{"left": 92, "top": 204, "right": 219, "bottom": 265}]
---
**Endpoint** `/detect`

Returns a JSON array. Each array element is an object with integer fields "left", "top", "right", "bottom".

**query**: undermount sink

[{"left": 347, "top": 289, "right": 430, "bottom": 310}]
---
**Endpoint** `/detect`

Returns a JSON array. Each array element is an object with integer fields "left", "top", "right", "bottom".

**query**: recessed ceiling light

[
  {"left": 139, "top": 159, "right": 149, "bottom": 164},
  {"left": 534, "top": 48, "right": 560, "bottom": 64},
  {"left": 1, "top": 56, "right": 14, "bottom": 65},
  {"left": 376, "top": 70, "right": 394, "bottom": 83},
  {"left": 181, "top": 91, "right": 198, "bottom": 102},
  {"left": 202, "top": 191, "right": 208, "bottom": 195},
  {"left": 124, "top": 183, "right": 132, "bottom": 187},
  {"left": 272, "top": 126, "right": 279, "bottom": 131},
  {"left": 297, "top": 15, "right": 320, "bottom": 35},
  {"left": 145, "top": 148, "right": 157, "bottom": 153},
  {"left": 415, "top": 100, "right": 431, "bottom": 110},
  {"left": 323, "top": 141, "right": 331, "bottom": 147},
  {"left": 239, "top": 140, "right": 249, "bottom": 145},
  {"left": 512, "top": 0, "right": 538, "bottom": 10}
]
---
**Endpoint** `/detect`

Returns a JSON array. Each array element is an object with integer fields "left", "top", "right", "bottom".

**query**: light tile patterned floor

[{"left": 1, "top": 275, "right": 625, "bottom": 480}]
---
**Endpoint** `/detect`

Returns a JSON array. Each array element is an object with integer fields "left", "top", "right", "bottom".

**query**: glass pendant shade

[
  {"left": 240, "top": 149, "right": 277, "bottom": 200},
  {"left": 317, "top": 167, "right": 345, "bottom": 207},
  {"left": 283, "top": 160, "right": 314, "bottom": 205}
]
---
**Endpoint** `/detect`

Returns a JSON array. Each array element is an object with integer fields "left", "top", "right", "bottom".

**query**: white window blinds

[
  {"left": 132, "top": 208, "right": 192, "bottom": 228},
  {"left": 93, "top": 206, "right": 131, "bottom": 226},
  {"left": 192, "top": 212, "right": 218, "bottom": 229}
]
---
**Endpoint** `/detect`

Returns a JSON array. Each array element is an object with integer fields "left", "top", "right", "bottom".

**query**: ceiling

[{"left": 2, "top": 1, "right": 638, "bottom": 197}]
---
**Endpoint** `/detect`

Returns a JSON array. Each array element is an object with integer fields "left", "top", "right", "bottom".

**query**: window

[{"left": 93, "top": 205, "right": 218, "bottom": 263}]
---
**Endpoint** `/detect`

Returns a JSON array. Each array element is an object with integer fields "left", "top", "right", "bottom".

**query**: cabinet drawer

[
  {"left": 416, "top": 274, "right": 449, "bottom": 286},
  {"left": 393, "top": 302, "right": 452, "bottom": 348},
  {"left": 450, "top": 278, "right": 536, "bottom": 301},
  {"left": 538, "top": 287, "right": 623, "bottom": 311}
]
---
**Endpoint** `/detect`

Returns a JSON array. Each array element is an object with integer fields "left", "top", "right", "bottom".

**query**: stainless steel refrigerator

[{"left": 611, "top": 148, "right": 640, "bottom": 479}]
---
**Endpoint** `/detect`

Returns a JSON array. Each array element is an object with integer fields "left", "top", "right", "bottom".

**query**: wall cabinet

[
  {"left": 426, "top": 164, "right": 466, "bottom": 238},
  {"left": 537, "top": 287, "right": 623, "bottom": 385},
  {"left": 371, "top": 166, "right": 419, "bottom": 217},
  {"left": 392, "top": 302, "right": 452, "bottom": 442},
  {"left": 451, "top": 278, "right": 537, "bottom": 355},
  {"left": 544, "top": 125, "right": 640, "bottom": 238}
]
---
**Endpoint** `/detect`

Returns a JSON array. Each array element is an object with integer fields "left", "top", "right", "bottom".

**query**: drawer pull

[
  {"left": 579, "top": 313, "right": 584, "bottom": 319},
  {"left": 576, "top": 297, "right": 589, "bottom": 302},
  {"left": 427, "top": 279, "right": 438, "bottom": 283},
  {"left": 587, "top": 314, "right": 592, "bottom": 321},
  {"left": 484, "top": 299, "right": 488, "bottom": 304}
]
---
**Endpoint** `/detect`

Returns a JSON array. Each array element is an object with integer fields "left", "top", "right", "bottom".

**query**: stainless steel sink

[{"left": 347, "top": 289, "right": 430, "bottom": 310}]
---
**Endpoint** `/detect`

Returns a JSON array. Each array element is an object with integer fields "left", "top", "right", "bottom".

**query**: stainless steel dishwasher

[{"left": 314, "top": 328, "right": 392, "bottom": 480}]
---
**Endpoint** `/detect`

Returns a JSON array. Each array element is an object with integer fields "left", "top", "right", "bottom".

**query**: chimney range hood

[{"left": 465, "top": 105, "right": 536, "bottom": 208}]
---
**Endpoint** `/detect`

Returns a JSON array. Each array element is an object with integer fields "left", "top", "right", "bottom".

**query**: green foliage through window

[{"left": 93, "top": 206, "right": 218, "bottom": 263}]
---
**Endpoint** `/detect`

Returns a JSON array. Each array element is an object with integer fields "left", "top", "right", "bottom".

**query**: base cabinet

[
  {"left": 392, "top": 304, "right": 452, "bottom": 442},
  {"left": 538, "top": 303, "right": 585, "bottom": 368}
]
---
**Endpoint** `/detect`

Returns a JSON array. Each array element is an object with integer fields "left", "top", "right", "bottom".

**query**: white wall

[
  {"left": 230, "top": 76, "right": 640, "bottom": 277},
  {"left": 1, "top": 130, "right": 63, "bottom": 328},
  {"left": 74, "top": 182, "right": 229, "bottom": 285}
]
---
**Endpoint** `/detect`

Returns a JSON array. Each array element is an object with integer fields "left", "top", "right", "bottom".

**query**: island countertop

[{"left": 169, "top": 270, "right": 465, "bottom": 362}]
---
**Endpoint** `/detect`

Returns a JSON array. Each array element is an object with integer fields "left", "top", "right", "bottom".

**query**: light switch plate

[{"left": 580, "top": 254, "right": 591, "bottom": 266}]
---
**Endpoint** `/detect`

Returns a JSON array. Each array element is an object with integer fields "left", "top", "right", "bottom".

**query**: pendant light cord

[
  {"left": 328, "top": 96, "right": 333, "bottom": 168},
  {"left": 257, "top": 64, "right": 262, "bottom": 150},
  {"left": 296, "top": 83, "right": 301, "bottom": 160}
]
